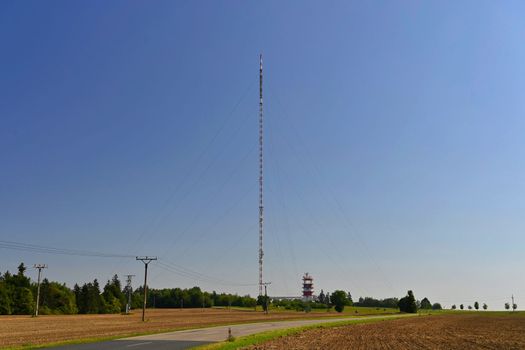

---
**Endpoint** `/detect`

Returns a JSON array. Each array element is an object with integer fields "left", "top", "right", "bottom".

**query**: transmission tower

[
  {"left": 258, "top": 53, "right": 264, "bottom": 296},
  {"left": 124, "top": 274, "right": 135, "bottom": 314}
]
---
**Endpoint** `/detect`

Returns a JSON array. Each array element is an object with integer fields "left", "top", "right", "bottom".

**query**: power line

[
  {"left": 0, "top": 240, "right": 252, "bottom": 289},
  {"left": 156, "top": 259, "right": 256, "bottom": 287},
  {"left": 0, "top": 240, "right": 134, "bottom": 258},
  {"left": 125, "top": 80, "right": 257, "bottom": 256}
]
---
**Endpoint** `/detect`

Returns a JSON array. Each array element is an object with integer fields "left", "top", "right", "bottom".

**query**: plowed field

[
  {"left": 0, "top": 308, "right": 363, "bottom": 348},
  {"left": 247, "top": 314, "right": 525, "bottom": 350}
]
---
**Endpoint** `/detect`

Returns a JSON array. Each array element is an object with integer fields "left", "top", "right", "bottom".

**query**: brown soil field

[
  {"left": 247, "top": 314, "right": 525, "bottom": 350},
  {"left": 0, "top": 308, "right": 357, "bottom": 348}
]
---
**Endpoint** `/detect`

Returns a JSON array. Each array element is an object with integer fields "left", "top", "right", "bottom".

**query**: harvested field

[
  {"left": 247, "top": 314, "right": 525, "bottom": 350},
  {"left": 0, "top": 308, "right": 367, "bottom": 348}
]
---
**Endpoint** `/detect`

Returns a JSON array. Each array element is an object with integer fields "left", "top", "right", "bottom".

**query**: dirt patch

[
  {"left": 0, "top": 308, "right": 355, "bottom": 348},
  {"left": 246, "top": 314, "right": 525, "bottom": 350}
]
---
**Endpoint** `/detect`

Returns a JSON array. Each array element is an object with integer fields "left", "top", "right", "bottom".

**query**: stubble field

[
  {"left": 0, "top": 307, "right": 382, "bottom": 348},
  {"left": 246, "top": 313, "right": 525, "bottom": 350}
]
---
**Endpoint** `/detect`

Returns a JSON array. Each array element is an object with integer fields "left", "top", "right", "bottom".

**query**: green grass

[
  {"left": 193, "top": 315, "right": 413, "bottom": 350},
  {"left": 417, "top": 309, "right": 525, "bottom": 317},
  {"left": 212, "top": 305, "right": 400, "bottom": 315}
]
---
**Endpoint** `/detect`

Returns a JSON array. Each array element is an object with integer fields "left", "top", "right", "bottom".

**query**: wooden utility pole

[
  {"left": 136, "top": 257, "right": 157, "bottom": 321},
  {"left": 33, "top": 264, "right": 47, "bottom": 317}
]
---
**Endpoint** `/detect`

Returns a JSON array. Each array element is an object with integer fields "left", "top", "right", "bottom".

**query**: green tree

[
  {"left": 420, "top": 297, "right": 432, "bottom": 309},
  {"left": 318, "top": 290, "right": 325, "bottom": 304},
  {"left": 38, "top": 279, "right": 77, "bottom": 314},
  {"left": 330, "top": 290, "right": 348, "bottom": 313},
  {"left": 483, "top": 303, "right": 487, "bottom": 310},
  {"left": 451, "top": 304, "right": 456, "bottom": 310},
  {"left": 346, "top": 292, "right": 353, "bottom": 306},
  {"left": 513, "top": 303, "right": 518, "bottom": 311},
  {"left": 0, "top": 281, "right": 12, "bottom": 315},
  {"left": 460, "top": 304, "right": 464, "bottom": 310},
  {"left": 505, "top": 302, "right": 510, "bottom": 310},
  {"left": 398, "top": 290, "right": 417, "bottom": 313},
  {"left": 257, "top": 295, "right": 270, "bottom": 312},
  {"left": 13, "top": 287, "right": 34, "bottom": 314},
  {"left": 432, "top": 303, "right": 442, "bottom": 310},
  {"left": 102, "top": 275, "right": 125, "bottom": 313},
  {"left": 474, "top": 301, "right": 479, "bottom": 310},
  {"left": 77, "top": 280, "right": 105, "bottom": 314}
]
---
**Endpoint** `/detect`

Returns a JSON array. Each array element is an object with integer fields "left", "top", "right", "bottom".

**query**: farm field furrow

[
  {"left": 0, "top": 308, "right": 392, "bottom": 348},
  {"left": 246, "top": 314, "right": 525, "bottom": 350}
]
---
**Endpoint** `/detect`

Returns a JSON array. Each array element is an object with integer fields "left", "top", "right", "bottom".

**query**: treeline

[
  {"left": 0, "top": 263, "right": 256, "bottom": 315},
  {"left": 147, "top": 288, "right": 256, "bottom": 308},
  {"left": 354, "top": 296, "right": 399, "bottom": 309}
]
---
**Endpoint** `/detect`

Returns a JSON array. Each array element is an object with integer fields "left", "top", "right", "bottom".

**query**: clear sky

[{"left": 1, "top": 1, "right": 524, "bottom": 309}]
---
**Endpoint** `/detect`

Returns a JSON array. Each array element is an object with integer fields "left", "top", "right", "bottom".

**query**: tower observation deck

[{"left": 302, "top": 273, "right": 314, "bottom": 301}]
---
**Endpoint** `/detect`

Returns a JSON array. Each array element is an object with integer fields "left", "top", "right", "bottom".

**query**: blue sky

[{"left": 1, "top": 1, "right": 524, "bottom": 309}]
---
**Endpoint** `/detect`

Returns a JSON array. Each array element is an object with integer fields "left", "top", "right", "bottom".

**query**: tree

[
  {"left": 354, "top": 297, "right": 399, "bottom": 309},
  {"left": 474, "top": 301, "right": 479, "bottom": 310},
  {"left": 325, "top": 292, "right": 331, "bottom": 311},
  {"left": 432, "top": 303, "right": 442, "bottom": 310},
  {"left": 347, "top": 292, "right": 353, "bottom": 306},
  {"left": 451, "top": 304, "right": 456, "bottom": 310},
  {"left": 513, "top": 303, "right": 518, "bottom": 311},
  {"left": 483, "top": 303, "right": 487, "bottom": 310},
  {"left": 257, "top": 295, "right": 269, "bottom": 312},
  {"left": 398, "top": 290, "right": 417, "bottom": 313},
  {"left": 460, "top": 304, "right": 464, "bottom": 310},
  {"left": 13, "top": 287, "right": 33, "bottom": 315},
  {"left": 330, "top": 290, "right": 348, "bottom": 313},
  {"left": 0, "top": 282, "right": 12, "bottom": 315},
  {"left": 420, "top": 297, "right": 432, "bottom": 310},
  {"left": 77, "top": 280, "right": 105, "bottom": 314},
  {"left": 38, "top": 279, "right": 77, "bottom": 314},
  {"left": 505, "top": 302, "right": 510, "bottom": 310},
  {"left": 468, "top": 305, "right": 472, "bottom": 310},
  {"left": 102, "top": 275, "right": 126, "bottom": 313},
  {"left": 318, "top": 290, "right": 325, "bottom": 304}
]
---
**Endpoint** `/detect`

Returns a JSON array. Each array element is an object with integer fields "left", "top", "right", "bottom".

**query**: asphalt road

[{"left": 55, "top": 315, "right": 402, "bottom": 350}]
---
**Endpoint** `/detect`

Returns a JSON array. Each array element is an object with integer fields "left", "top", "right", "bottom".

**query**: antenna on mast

[{"left": 258, "top": 53, "right": 264, "bottom": 296}]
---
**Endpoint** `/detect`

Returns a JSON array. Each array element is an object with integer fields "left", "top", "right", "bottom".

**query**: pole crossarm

[{"left": 136, "top": 256, "right": 157, "bottom": 264}]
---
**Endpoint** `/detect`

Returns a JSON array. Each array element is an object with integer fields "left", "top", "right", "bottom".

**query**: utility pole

[
  {"left": 33, "top": 264, "right": 47, "bottom": 317},
  {"left": 258, "top": 53, "right": 265, "bottom": 297},
  {"left": 136, "top": 256, "right": 157, "bottom": 321},
  {"left": 262, "top": 282, "right": 271, "bottom": 314},
  {"left": 124, "top": 274, "right": 135, "bottom": 314}
]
